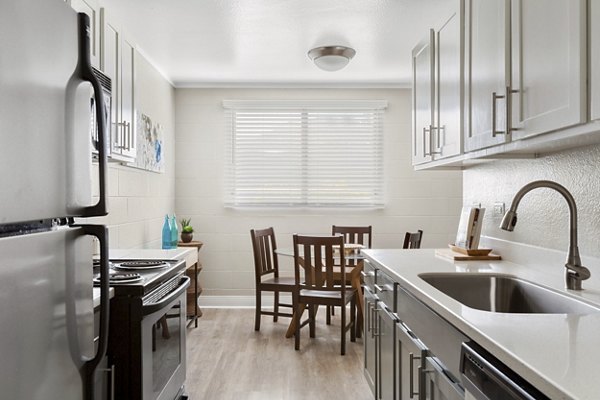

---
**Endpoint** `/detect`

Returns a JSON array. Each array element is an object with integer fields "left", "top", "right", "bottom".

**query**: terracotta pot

[{"left": 181, "top": 232, "right": 193, "bottom": 243}]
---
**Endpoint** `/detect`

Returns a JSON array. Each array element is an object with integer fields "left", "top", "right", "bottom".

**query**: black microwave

[{"left": 90, "top": 67, "right": 112, "bottom": 158}]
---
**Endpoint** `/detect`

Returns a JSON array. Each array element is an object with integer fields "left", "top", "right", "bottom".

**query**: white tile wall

[
  {"left": 91, "top": 52, "right": 176, "bottom": 249},
  {"left": 175, "top": 88, "right": 463, "bottom": 297}
]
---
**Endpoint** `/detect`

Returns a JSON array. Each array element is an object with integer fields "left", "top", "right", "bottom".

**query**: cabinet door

[
  {"left": 396, "top": 322, "right": 427, "bottom": 400},
  {"left": 412, "top": 31, "right": 435, "bottom": 165},
  {"left": 510, "top": 0, "right": 586, "bottom": 140},
  {"left": 463, "top": 0, "right": 509, "bottom": 152},
  {"left": 120, "top": 34, "right": 136, "bottom": 159},
  {"left": 100, "top": 9, "right": 120, "bottom": 156},
  {"left": 434, "top": 5, "right": 463, "bottom": 159},
  {"left": 378, "top": 306, "right": 396, "bottom": 400},
  {"left": 69, "top": 0, "right": 99, "bottom": 68},
  {"left": 423, "top": 358, "right": 464, "bottom": 400},
  {"left": 590, "top": 0, "right": 600, "bottom": 121},
  {"left": 364, "top": 286, "right": 378, "bottom": 398}
]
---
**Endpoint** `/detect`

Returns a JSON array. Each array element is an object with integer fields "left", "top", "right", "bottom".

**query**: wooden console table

[{"left": 177, "top": 241, "right": 203, "bottom": 327}]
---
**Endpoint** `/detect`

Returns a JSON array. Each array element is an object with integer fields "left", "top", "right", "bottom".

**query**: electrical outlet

[{"left": 493, "top": 202, "right": 505, "bottom": 216}]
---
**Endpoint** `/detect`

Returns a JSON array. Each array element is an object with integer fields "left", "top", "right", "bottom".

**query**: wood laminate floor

[{"left": 185, "top": 308, "right": 372, "bottom": 400}]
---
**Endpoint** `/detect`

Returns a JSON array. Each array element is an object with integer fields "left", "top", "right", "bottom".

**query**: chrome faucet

[{"left": 500, "top": 180, "right": 591, "bottom": 290}]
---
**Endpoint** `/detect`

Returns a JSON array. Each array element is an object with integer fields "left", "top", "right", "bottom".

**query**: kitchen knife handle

[{"left": 77, "top": 13, "right": 108, "bottom": 217}]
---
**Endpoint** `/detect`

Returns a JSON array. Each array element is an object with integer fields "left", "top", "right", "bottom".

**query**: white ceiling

[{"left": 101, "top": 0, "right": 454, "bottom": 87}]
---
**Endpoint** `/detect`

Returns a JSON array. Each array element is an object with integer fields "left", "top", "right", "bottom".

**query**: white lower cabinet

[
  {"left": 366, "top": 265, "right": 464, "bottom": 400},
  {"left": 396, "top": 321, "right": 427, "bottom": 400},
  {"left": 423, "top": 357, "right": 464, "bottom": 400},
  {"left": 364, "top": 285, "right": 378, "bottom": 397}
]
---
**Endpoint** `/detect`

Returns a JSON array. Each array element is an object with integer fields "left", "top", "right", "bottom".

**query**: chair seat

[{"left": 261, "top": 276, "right": 296, "bottom": 286}]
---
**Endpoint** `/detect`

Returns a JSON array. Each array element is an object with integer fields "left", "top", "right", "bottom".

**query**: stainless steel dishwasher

[{"left": 460, "top": 342, "right": 549, "bottom": 400}]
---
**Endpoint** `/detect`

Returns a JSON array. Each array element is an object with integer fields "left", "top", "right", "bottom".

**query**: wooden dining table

[{"left": 275, "top": 246, "right": 365, "bottom": 339}]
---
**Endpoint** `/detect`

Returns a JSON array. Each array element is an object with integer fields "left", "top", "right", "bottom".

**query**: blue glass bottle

[
  {"left": 162, "top": 215, "right": 172, "bottom": 249},
  {"left": 170, "top": 214, "right": 178, "bottom": 248}
]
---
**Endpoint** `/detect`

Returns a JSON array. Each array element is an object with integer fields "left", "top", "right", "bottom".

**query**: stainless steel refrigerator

[{"left": 0, "top": 1, "right": 110, "bottom": 399}]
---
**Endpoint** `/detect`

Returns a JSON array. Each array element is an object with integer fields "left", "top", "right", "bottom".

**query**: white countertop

[
  {"left": 109, "top": 247, "right": 198, "bottom": 269},
  {"left": 362, "top": 247, "right": 600, "bottom": 400}
]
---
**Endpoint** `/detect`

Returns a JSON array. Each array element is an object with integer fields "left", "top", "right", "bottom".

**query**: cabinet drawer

[
  {"left": 362, "top": 259, "right": 377, "bottom": 290},
  {"left": 396, "top": 285, "right": 467, "bottom": 381},
  {"left": 375, "top": 270, "right": 396, "bottom": 313}
]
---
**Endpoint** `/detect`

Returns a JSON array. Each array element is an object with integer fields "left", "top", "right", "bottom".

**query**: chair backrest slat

[
  {"left": 332, "top": 225, "right": 372, "bottom": 249},
  {"left": 293, "top": 234, "right": 345, "bottom": 292}
]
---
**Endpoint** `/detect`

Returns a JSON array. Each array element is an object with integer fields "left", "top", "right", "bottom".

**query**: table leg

[
  {"left": 286, "top": 302, "right": 306, "bottom": 338},
  {"left": 352, "top": 274, "right": 364, "bottom": 338}
]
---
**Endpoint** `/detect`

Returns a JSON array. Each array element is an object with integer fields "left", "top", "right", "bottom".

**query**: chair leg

[
  {"left": 273, "top": 291, "right": 279, "bottom": 322},
  {"left": 255, "top": 290, "right": 261, "bottom": 331},
  {"left": 340, "top": 303, "right": 346, "bottom": 356},
  {"left": 326, "top": 305, "right": 331, "bottom": 325},
  {"left": 294, "top": 301, "right": 303, "bottom": 351},
  {"left": 309, "top": 305, "right": 316, "bottom": 338},
  {"left": 350, "top": 297, "right": 356, "bottom": 343}
]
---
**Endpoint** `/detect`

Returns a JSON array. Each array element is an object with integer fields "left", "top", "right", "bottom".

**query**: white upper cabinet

[
  {"left": 463, "top": 0, "right": 509, "bottom": 152},
  {"left": 591, "top": 0, "right": 600, "bottom": 121},
  {"left": 412, "top": 31, "right": 435, "bottom": 165},
  {"left": 119, "top": 35, "right": 136, "bottom": 160},
  {"left": 434, "top": 6, "right": 463, "bottom": 159},
  {"left": 510, "top": 0, "right": 587, "bottom": 141},
  {"left": 68, "top": 0, "right": 100, "bottom": 68},
  {"left": 100, "top": 9, "right": 136, "bottom": 162}
]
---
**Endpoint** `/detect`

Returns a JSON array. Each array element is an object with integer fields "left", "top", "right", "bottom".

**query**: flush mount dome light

[{"left": 308, "top": 45, "right": 356, "bottom": 71}]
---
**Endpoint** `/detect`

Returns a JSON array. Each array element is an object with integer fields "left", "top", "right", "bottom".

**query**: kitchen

[{"left": 1, "top": 0, "right": 600, "bottom": 399}]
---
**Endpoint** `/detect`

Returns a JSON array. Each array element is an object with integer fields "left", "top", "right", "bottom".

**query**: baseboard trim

[{"left": 198, "top": 294, "right": 293, "bottom": 308}]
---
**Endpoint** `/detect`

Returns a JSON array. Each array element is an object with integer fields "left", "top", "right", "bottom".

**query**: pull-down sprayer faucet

[{"left": 500, "top": 180, "right": 591, "bottom": 290}]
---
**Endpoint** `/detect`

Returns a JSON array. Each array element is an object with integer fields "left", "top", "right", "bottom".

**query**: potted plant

[{"left": 180, "top": 218, "right": 194, "bottom": 243}]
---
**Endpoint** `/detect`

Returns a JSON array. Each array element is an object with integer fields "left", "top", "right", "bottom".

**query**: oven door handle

[{"left": 142, "top": 276, "right": 190, "bottom": 316}]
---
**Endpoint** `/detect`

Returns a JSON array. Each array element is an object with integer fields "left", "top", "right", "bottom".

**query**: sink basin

[{"left": 419, "top": 273, "right": 600, "bottom": 314}]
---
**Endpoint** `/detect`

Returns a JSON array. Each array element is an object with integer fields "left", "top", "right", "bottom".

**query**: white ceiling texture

[{"left": 101, "top": 0, "right": 454, "bottom": 87}]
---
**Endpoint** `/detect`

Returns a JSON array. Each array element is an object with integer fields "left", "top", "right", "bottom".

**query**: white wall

[
  {"left": 91, "top": 52, "right": 176, "bottom": 249},
  {"left": 463, "top": 144, "right": 600, "bottom": 258},
  {"left": 175, "top": 88, "right": 463, "bottom": 298}
]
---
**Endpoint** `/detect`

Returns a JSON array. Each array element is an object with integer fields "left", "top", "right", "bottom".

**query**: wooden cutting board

[{"left": 435, "top": 248, "right": 501, "bottom": 261}]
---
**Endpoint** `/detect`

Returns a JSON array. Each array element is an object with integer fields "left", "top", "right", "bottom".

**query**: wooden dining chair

[
  {"left": 251, "top": 227, "right": 295, "bottom": 331},
  {"left": 403, "top": 230, "right": 423, "bottom": 249},
  {"left": 292, "top": 234, "right": 356, "bottom": 355},
  {"left": 330, "top": 225, "right": 372, "bottom": 336}
]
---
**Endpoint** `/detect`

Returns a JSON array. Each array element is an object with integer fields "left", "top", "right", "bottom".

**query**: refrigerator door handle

[
  {"left": 77, "top": 13, "right": 108, "bottom": 217},
  {"left": 77, "top": 224, "right": 110, "bottom": 400}
]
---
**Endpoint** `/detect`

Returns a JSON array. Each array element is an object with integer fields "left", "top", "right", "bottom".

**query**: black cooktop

[{"left": 93, "top": 258, "right": 186, "bottom": 297}]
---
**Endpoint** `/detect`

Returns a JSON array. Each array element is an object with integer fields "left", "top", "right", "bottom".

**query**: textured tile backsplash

[{"left": 463, "top": 144, "right": 600, "bottom": 258}]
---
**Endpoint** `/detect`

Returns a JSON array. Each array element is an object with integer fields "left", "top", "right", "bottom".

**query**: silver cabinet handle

[
  {"left": 492, "top": 91, "right": 506, "bottom": 137},
  {"left": 374, "top": 284, "right": 386, "bottom": 292},
  {"left": 372, "top": 307, "right": 380, "bottom": 337},
  {"left": 492, "top": 87, "right": 519, "bottom": 137},
  {"left": 409, "top": 352, "right": 421, "bottom": 399},
  {"left": 422, "top": 125, "right": 430, "bottom": 156}
]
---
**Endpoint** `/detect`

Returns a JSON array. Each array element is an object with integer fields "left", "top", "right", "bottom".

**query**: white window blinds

[{"left": 223, "top": 100, "right": 387, "bottom": 207}]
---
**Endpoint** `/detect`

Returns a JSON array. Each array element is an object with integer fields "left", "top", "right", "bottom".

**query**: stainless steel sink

[{"left": 419, "top": 273, "right": 600, "bottom": 314}]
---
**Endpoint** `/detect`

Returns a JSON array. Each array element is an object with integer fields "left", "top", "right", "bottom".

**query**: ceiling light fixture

[{"left": 308, "top": 45, "right": 356, "bottom": 72}]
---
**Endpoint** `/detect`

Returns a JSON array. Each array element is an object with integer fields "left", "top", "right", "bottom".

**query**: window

[{"left": 224, "top": 100, "right": 387, "bottom": 207}]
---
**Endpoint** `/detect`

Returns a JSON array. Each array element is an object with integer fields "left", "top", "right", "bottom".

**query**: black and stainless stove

[
  {"left": 96, "top": 258, "right": 190, "bottom": 400},
  {"left": 93, "top": 258, "right": 187, "bottom": 296}
]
